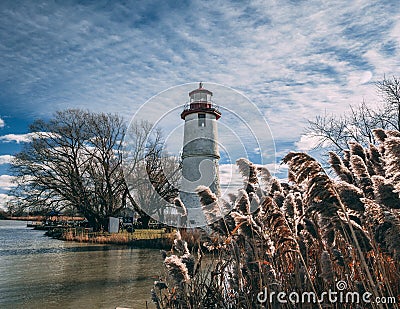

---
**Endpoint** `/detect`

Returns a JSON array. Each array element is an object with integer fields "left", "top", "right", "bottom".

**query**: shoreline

[
  {"left": 1, "top": 216, "right": 45, "bottom": 221},
  {"left": 2, "top": 215, "right": 84, "bottom": 222},
  {"left": 3, "top": 217, "right": 203, "bottom": 250},
  {"left": 45, "top": 227, "right": 175, "bottom": 249}
]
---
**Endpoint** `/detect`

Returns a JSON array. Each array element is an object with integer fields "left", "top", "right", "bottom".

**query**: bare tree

[
  {"left": 83, "top": 112, "right": 128, "bottom": 228},
  {"left": 306, "top": 76, "right": 400, "bottom": 154},
  {"left": 9, "top": 109, "right": 181, "bottom": 230},
  {"left": 376, "top": 75, "right": 400, "bottom": 130},
  {"left": 122, "top": 121, "right": 180, "bottom": 228},
  {"left": 9, "top": 110, "right": 127, "bottom": 230}
]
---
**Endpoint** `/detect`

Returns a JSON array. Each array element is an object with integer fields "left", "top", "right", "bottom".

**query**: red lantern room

[{"left": 181, "top": 82, "right": 221, "bottom": 120}]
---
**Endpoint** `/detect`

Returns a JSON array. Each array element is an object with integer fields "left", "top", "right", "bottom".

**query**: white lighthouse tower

[{"left": 180, "top": 83, "right": 221, "bottom": 226}]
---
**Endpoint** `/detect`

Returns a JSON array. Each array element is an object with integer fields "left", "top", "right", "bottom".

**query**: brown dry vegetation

[
  {"left": 152, "top": 129, "right": 400, "bottom": 309},
  {"left": 60, "top": 228, "right": 174, "bottom": 247}
]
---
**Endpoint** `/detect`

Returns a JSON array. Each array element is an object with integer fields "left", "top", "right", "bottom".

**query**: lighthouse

[{"left": 180, "top": 83, "right": 221, "bottom": 226}]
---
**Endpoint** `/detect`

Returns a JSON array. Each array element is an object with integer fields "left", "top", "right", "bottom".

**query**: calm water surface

[{"left": 0, "top": 220, "right": 164, "bottom": 309}]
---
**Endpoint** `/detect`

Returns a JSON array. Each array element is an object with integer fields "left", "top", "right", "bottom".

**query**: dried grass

[{"left": 153, "top": 129, "right": 400, "bottom": 309}]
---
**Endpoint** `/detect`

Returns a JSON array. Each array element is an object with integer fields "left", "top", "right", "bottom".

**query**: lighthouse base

[{"left": 179, "top": 192, "right": 208, "bottom": 227}]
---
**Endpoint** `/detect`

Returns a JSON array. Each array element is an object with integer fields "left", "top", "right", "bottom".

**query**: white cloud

[
  {"left": 0, "top": 117, "right": 4, "bottom": 128},
  {"left": 0, "top": 133, "right": 33, "bottom": 143},
  {"left": 263, "top": 163, "right": 288, "bottom": 176},
  {"left": 0, "top": 175, "right": 17, "bottom": 191},
  {"left": 218, "top": 161, "right": 288, "bottom": 199},
  {"left": 0, "top": 132, "right": 55, "bottom": 143},
  {"left": 0, "top": 0, "right": 399, "bottom": 156},
  {"left": 295, "top": 134, "right": 332, "bottom": 152},
  {"left": 0, "top": 193, "right": 13, "bottom": 211},
  {"left": 219, "top": 164, "right": 244, "bottom": 198},
  {"left": 0, "top": 155, "right": 14, "bottom": 165}
]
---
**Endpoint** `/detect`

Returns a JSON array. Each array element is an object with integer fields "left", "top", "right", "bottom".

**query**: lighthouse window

[
  {"left": 193, "top": 92, "right": 207, "bottom": 102},
  {"left": 198, "top": 114, "right": 206, "bottom": 127}
]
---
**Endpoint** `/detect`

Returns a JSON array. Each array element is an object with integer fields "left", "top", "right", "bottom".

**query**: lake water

[{"left": 0, "top": 220, "right": 164, "bottom": 309}]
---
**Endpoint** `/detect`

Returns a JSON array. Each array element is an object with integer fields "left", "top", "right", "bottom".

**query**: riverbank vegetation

[
  {"left": 7, "top": 110, "right": 179, "bottom": 231},
  {"left": 153, "top": 133, "right": 400, "bottom": 308},
  {"left": 45, "top": 228, "right": 175, "bottom": 248}
]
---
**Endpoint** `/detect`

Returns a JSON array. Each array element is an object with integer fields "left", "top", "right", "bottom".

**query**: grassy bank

[
  {"left": 46, "top": 227, "right": 175, "bottom": 249},
  {"left": 5, "top": 215, "right": 45, "bottom": 221}
]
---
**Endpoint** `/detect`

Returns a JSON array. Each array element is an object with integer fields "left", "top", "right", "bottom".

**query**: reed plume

[
  {"left": 196, "top": 185, "right": 217, "bottom": 206},
  {"left": 196, "top": 185, "right": 234, "bottom": 234},
  {"left": 302, "top": 217, "right": 319, "bottom": 239},
  {"left": 386, "top": 130, "right": 400, "bottom": 138},
  {"left": 164, "top": 255, "right": 190, "bottom": 286},
  {"left": 234, "top": 189, "right": 251, "bottom": 215},
  {"left": 350, "top": 155, "right": 374, "bottom": 199},
  {"left": 381, "top": 211, "right": 400, "bottom": 261},
  {"left": 269, "top": 177, "right": 283, "bottom": 195},
  {"left": 283, "top": 152, "right": 323, "bottom": 184},
  {"left": 284, "top": 152, "right": 373, "bottom": 252},
  {"left": 259, "top": 196, "right": 296, "bottom": 255},
  {"left": 181, "top": 253, "right": 195, "bottom": 278},
  {"left": 342, "top": 149, "right": 351, "bottom": 168},
  {"left": 329, "top": 151, "right": 354, "bottom": 183},
  {"left": 283, "top": 193, "right": 297, "bottom": 220},
  {"left": 174, "top": 198, "right": 187, "bottom": 216},
  {"left": 383, "top": 136, "right": 400, "bottom": 192},
  {"left": 367, "top": 143, "right": 385, "bottom": 176},
  {"left": 293, "top": 191, "right": 304, "bottom": 216},
  {"left": 174, "top": 198, "right": 187, "bottom": 227},
  {"left": 335, "top": 181, "right": 365, "bottom": 212},
  {"left": 349, "top": 141, "right": 367, "bottom": 162},
  {"left": 257, "top": 165, "right": 272, "bottom": 185},
  {"left": 248, "top": 191, "right": 260, "bottom": 214},
  {"left": 371, "top": 175, "right": 400, "bottom": 209},
  {"left": 173, "top": 230, "right": 189, "bottom": 255},
  {"left": 236, "top": 158, "right": 258, "bottom": 194},
  {"left": 230, "top": 211, "right": 262, "bottom": 239},
  {"left": 373, "top": 128, "right": 388, "bottom": 143},
  {"left": 364, "top": 198, "right": 400, "bottom": 260}
]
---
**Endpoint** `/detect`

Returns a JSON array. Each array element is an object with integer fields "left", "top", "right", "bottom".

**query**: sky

[{"left": 1, "top": 0, "right": 400, "bottom": 209}]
